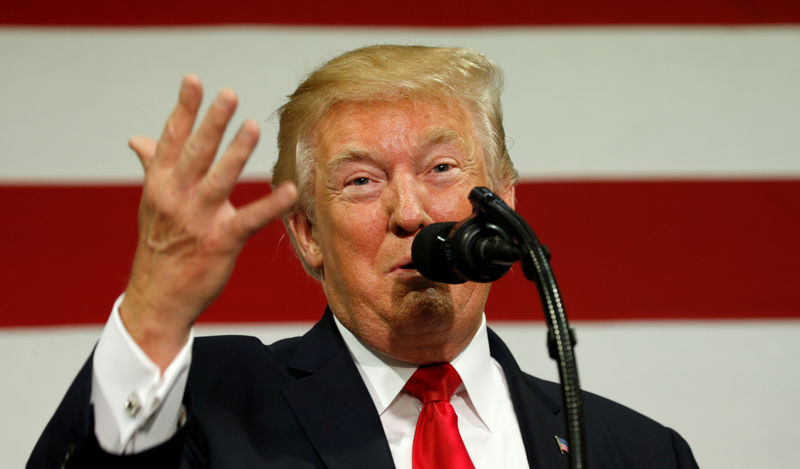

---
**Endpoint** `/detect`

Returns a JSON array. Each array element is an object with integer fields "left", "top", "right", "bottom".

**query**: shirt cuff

[{"left": 91, "top": 293, "right": 193, "bottom": 453}]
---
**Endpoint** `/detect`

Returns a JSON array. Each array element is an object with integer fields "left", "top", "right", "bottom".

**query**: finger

[
  {"left": 155, "top": 74, "right": 203, "bottom": 168},
  {"left": 197, "top": 119, "right": 260, "bottom": 204},
  {"left": 173, "top": 88, "right": 238, "bottom": 186},
  {"left": 129, "top": 136, "right": 157, "bottom": 170},
  {"left": 230, "top": 182, "right": 298, "bottom": 241}
]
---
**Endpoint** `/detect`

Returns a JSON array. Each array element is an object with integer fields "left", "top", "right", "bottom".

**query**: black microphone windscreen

[{"left": 411, "top": 222, "right": 466, "bottom": 284}]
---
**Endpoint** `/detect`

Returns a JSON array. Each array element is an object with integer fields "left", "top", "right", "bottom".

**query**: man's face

[{"left": 290, "top": 98, "right": 513, "bottom": 363}]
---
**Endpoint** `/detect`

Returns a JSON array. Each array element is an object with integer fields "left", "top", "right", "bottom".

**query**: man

[{"left": 29, "top": 45, "right": 699, "bottom": 468}]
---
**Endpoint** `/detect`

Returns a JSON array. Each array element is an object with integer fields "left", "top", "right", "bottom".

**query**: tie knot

[{"left": 404, "top": 363, "right": 462, "bottom": 404}]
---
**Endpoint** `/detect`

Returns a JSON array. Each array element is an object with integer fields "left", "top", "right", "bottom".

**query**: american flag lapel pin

[{"left": 554, "top": 435, "right": 569, "bottom": 454}]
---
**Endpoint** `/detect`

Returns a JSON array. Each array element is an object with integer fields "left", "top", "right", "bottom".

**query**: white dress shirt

[
  {"left": 334, "top": 314, "right": 530, "bottom": 469},
  {"left": 91, "top": 295, "right": 529, "bottom": 468}
]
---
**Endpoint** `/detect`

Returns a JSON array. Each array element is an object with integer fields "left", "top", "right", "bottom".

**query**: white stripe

[
  {"left": 3, "top": 320, "right": 799, "bottom": 467},
  {"left": 1, "top": 27, "right": 799, "bottom": 182}
]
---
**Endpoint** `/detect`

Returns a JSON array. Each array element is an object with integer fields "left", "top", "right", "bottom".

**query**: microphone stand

[{"left": 467, "top": 187, "right": 587, "bottom": 469}]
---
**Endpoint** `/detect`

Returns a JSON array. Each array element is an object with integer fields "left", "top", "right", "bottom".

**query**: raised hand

[{"left": 120, "top": 75, "right": 297, "bottom": 369}]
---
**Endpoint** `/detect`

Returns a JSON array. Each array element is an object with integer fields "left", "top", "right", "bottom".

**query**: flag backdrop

[{"left": 2, "top": 1, "right": 799, "bottom": 467}]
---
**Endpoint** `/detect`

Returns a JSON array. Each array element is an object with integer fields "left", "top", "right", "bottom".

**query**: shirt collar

[{"left": 333, "top": 313, "right": 501, "bottom": 431}]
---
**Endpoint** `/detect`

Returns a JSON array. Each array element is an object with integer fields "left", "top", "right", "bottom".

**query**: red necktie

[{"left": 404, "top": 364, "right": 476, "bottom": 469}]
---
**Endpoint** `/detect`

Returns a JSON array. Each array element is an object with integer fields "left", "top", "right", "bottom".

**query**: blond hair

[{"left": 272, "top": 44, "right": 518, "bottom": 279}]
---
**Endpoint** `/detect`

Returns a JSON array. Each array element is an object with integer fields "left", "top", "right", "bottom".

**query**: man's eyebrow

[{"left": 325, "top": 150, "right": 376, "bottom": 175}]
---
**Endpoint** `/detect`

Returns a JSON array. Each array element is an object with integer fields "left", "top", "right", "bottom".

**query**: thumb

[{"left": 128, "top": 136, "right": 157, "bottom": 170}]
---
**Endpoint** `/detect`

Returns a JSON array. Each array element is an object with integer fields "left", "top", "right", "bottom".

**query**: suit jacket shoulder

[
  {"left": 487, "top": 328, "right": 699, "bottom": 469},
  {"left": 180, "top": 312, "right": 395, "bottom": 469}
]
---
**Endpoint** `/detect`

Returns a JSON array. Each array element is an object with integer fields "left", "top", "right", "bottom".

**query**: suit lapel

[
  {"left": 281, "top": 309, "right": 395, "bottom": 469},
  {"left": 488, "top": 328, "right": 570, "bottom": 469}
]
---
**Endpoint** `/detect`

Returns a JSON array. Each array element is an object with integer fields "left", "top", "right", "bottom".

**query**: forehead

[{"left": 312, "top": 98, "right": 477, "bottom": 162}]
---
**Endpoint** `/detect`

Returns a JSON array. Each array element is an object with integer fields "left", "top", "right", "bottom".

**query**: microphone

[
  {"left": 411, "top": 217, "right": 522, "bottom": 284},
  {"left": 411, "top": 187, "right": 586, "bottom": 469}
]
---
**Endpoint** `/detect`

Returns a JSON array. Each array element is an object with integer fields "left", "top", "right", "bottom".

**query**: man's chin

[{"left": 389, "top": 284, "right": 456, "bottom": 332}]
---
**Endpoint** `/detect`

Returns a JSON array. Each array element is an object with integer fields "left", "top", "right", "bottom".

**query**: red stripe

[
  {"left": 4, "top": 0, "right": 800, "bottom": 26},
  {"left": 1, "top": 180, "right": 798, "bottom": 327}
]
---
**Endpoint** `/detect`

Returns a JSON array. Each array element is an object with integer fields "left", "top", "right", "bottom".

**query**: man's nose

[{"left": 387, "top": 177, "right": 431, "bottom": 236}]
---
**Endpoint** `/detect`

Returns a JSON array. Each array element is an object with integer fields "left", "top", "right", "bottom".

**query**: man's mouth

[{"left": 400, "top": 262, "right": 416, "bottom": 270}]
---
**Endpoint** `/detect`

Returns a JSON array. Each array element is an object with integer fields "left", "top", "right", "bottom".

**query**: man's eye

[
  {"left": 433, "top": 163, "right": 451, "bottom": 173},
  {"left": 350, "top": 177, "right": 370, "bottom": 186}
]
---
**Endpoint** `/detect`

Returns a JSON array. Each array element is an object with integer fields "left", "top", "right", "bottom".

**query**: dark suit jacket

[{"left": 28, "top": 308, "right": 699, "bottom": 468}]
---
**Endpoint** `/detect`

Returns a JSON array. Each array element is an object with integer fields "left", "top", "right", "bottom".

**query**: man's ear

[
  {"left": 287, "top": 210, "right": 324, "bottom": 270},
  {"left": 498, "top": 184, "right": 516, "bottom": 210}
]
